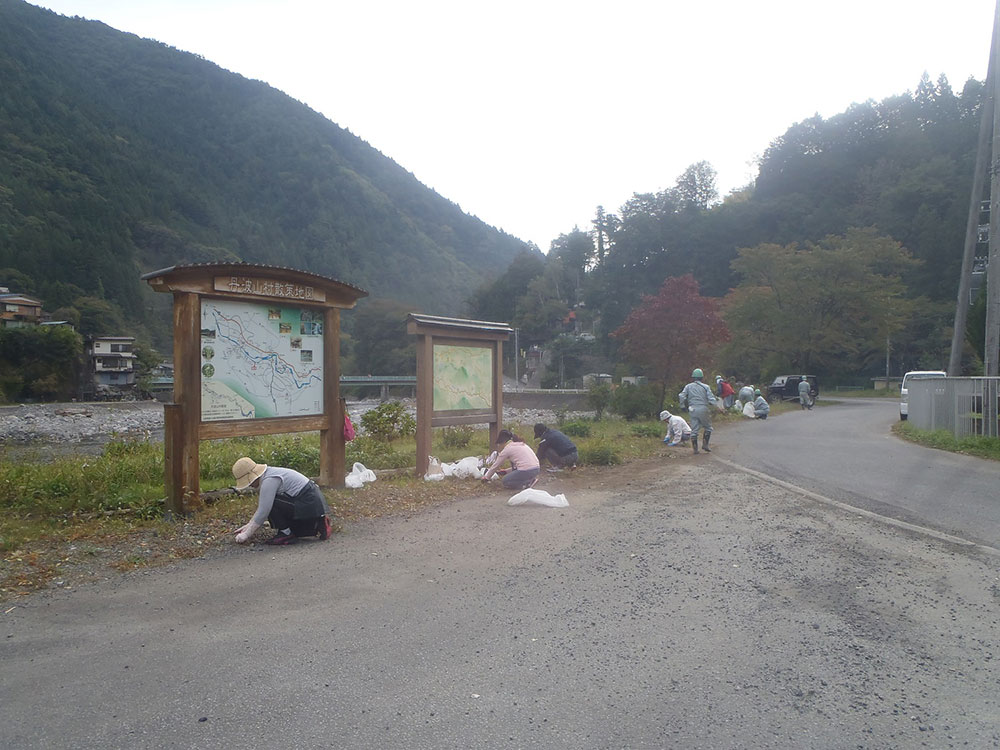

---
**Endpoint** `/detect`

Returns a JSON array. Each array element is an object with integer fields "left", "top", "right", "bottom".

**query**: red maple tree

[{"left": 612, "top": 274, "right": 730, "bottom": 403}]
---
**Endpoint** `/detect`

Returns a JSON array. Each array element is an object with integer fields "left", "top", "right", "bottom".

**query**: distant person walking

[
  {"left": 533, "top": 423, "right": 578, "bottom": 471},
  {"left": 482, "top": 429, "right": 540, "bottom": 489},
  {"left": 679, "top": 368, "right": 718, "bottom": 454},
  {"left": 231, "top": 457, "right": 333, "bottom": 546},
  {"left": 798, "top": 376, "right": 813, "bottom": 410}
]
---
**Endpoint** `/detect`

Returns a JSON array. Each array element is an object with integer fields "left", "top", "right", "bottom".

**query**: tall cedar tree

[{"left": 612, "top": 274, "right": 729, "bottom": 407}]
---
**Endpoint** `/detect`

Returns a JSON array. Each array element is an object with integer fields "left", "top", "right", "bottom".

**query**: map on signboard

[
  {"left": 200, "top": 299, "right": 324, "bottom": 421},
  {"left": 433, "top": 344, "right": 492, "bottom": 411}
]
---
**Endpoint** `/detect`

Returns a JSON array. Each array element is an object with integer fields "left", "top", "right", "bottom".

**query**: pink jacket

[{"left": 484, "top": 441, "right": 539, "bottom": 479}]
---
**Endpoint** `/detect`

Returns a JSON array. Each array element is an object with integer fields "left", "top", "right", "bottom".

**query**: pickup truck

[{"left": 766, "top": 375, "right": 818, "bottom": 404}]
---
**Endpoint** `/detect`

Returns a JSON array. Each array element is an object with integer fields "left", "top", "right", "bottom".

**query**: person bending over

[
  {"left": 533, "top": 423, "right": 578, "bottom": 471},
  {"left": 232, "top": 457, "right": 333, "bottom": 546},
  {"left": 753, "top": 389, "right": 770, "bottom": 420},
  {"left": 482, "top": 430, "right": 540, "bottom": 490},
  {"left": 659, "top": 409, "right": 692, "bottom": 446}
]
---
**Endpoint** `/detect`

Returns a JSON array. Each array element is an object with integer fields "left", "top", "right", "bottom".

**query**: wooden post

[
  {"left": 491, "top": 339, "right": 504, "bottom": 447},
  {"left": 172, "top": 292, "right": 201, "bottom": 512},
  {"left": 415, "top": 332, "right": 433, "bottom": 477},
  {"left": 320, "top": 307, "right": 345, "bottom": 488},
  {"left": 163, "top": 403, "right": 182, "bottom": 517}
]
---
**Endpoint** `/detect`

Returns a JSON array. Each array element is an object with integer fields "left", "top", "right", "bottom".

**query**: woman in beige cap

[{"left": 231, "top": 457, "right": 332, "bottom": 545}]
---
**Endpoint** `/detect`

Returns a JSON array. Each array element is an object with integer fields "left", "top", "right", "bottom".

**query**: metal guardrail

[{"left": 908, "top": 377, "right": 1000, "bottom": 438}]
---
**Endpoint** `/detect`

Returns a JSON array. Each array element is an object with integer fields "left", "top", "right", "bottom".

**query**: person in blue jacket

[{"left": 533, "top": 423, "right": 578, "bottom": 471}]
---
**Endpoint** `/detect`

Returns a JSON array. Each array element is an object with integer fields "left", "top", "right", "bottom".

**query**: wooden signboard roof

[{"left": 142, "top": 262, "right": 368, "bottom": 308}]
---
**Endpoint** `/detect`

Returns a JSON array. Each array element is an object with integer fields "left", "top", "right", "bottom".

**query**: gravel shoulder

[{"left": 1, "top": 452, "right": 998, "bottom": 748}]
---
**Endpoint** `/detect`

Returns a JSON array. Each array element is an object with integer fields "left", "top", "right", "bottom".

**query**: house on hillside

[
  {"left": 0, "top": 289, "right": 43, "bottom": 328},
  {"left": 86, "top": 335, "right": 137, "bottom": 399}
]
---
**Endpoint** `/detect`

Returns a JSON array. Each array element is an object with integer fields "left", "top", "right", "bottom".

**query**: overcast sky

[{"left": 32, "top": 0, "right": 997, "bottom": 250}]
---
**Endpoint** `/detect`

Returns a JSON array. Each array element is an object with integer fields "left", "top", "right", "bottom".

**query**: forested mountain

[
  {"left": 472, "top": 73, "right": 986, "bottom": 382},
  {"left": 0, "top": 0, "right": 530, "bottom": 349}
]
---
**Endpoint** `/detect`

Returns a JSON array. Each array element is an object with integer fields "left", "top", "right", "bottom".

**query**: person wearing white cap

[
  {"left": 231, "top": 457, "right": 332, "bottom": 545},
  {"left": 659, "top": 409, "right": 692, "bottom": 447}
]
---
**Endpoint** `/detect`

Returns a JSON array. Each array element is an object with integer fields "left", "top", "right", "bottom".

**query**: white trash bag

[
  {"left": 742, "top": 401, "right": 756, "bottom": 418},
  {"left": 423, "top": 456, "right": 446, "bottom": 481},
  {"left": 346, "top": 461, "right": 377, "bottom": 488},
  {"left": 507, "top": 488, "right": 569, "bottom": 508},
  {"left": 443, "top": 456, "right": 484, "bottom": 479}
]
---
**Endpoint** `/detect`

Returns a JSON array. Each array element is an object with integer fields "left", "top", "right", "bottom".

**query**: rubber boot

[
  {"left": 702, "top": 432, "right": 712, "bottom": 452},
  {"left": 692, "top": 436, "right": 699, "bottom": 454}
]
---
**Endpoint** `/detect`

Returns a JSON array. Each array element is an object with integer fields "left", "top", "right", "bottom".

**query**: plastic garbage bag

[
  {"left": 346, "top": 461, "right": 377, "bottom": 488},
  {"left": 442, "top": 456, "right": 484, "bottom": 479},
  {"left": 742, "top": 401, "right": 756, "bottom": 418},
  {"left": 423, "top": 456, "right": 446, "bottom": 481},
  {"left": 507, "top": 488, "right": 569, "bottom": 508}
]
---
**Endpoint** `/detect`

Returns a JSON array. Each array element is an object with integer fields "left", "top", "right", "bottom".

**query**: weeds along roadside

[{"left": 0, "top": 415, "right": 691, "bottom": 555}]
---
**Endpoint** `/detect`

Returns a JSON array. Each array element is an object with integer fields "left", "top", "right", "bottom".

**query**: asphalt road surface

[
  {"left": 2, "top": 400, "right": 998, "bottom": 749},
  {"left": 724, "top": 397, "right": 1000, "bottom": 549}
]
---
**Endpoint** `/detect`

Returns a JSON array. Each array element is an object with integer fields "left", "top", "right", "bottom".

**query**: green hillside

[{"left": 0, "top": 0, "right": 531, "bottom": 348}]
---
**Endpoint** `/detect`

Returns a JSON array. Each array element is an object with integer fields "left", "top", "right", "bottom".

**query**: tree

[
  {"left": 612, "top": 274, "right": 729, "bottom": 407},
  {"left": 722, "top": 228, "right": 918, "bottom": 379},
  {"left": 0, "top": 325, "right": 82, "bottom": 401},
  {"left": 674, "top": 161, "right": 719, "bottom": 211},
  {"left": 350, "top": 299, "right": 415, "bottom": 375}
]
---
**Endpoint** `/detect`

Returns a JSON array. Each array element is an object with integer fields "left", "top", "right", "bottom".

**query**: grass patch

[
  {"left": 893, "top": 421, "right": 1000, "bottom": 460},
  {"left": 0, "top": 416, "right": 684, "bottom": 594}
]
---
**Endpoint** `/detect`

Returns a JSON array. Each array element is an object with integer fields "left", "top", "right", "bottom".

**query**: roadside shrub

[
  {"left": 579, "top": 442, "right": 621, "bottom": 466},
  {"left": 560, "top": 421, "right": 592, "bottom": 438},
  {"left": 360, "top": 401, "right": 416, "bottom": 442},
  {"left": 263, "top": 438, "right": 321, "bottom": 476},
  {"left": 611, "top": 383, "right": 660, "bottom": 421},
  {"left": 630, "top": 423, "right": 661, "bottom": 438},
  {"left": 439, "top": 425, "right": 473, "bottom": 449},
  {"left": 587, "top": 381, "right": 612, "bottom": 419},
  {"left": 347, "top": 436, "right": 411, "bottom": 469}
]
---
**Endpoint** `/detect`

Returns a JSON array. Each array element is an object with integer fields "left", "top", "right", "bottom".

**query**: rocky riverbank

[{"left": 0, "top": 399, "right": 596, "bottom": 452}]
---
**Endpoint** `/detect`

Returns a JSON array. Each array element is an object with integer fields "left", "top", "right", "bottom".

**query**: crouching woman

[
  {"left": 232, "top": 457, "right": 333, "bottom": 546},
  {"left": 482, "top": 430, "right": 540, "bottom": 490}
]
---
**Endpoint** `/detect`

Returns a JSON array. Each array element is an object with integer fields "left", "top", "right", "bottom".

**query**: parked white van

[{"left": 899, "top": 370, "right": 946, "bottom": 420}]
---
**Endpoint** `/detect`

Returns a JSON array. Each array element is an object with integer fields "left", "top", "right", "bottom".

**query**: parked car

[
  {"left": 766, "top": 375, "right": 818, "bottom": 403},
  {"left": 899, "top": 370, "right": 946, "bottom": 421}
]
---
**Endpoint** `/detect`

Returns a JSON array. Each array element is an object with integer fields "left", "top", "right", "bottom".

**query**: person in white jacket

[
  {"left": 659, "top": 410, "right": 692, "bottom": 446},
  {"left": 232, "top": 457, "right": 333, "bottom": 546}
]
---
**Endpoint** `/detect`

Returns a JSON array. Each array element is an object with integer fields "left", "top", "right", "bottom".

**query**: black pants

[
  {"left": 268, "top": 481, "right": 328, "bottom": 536},
  {"left": 538, "top": 445, "right": 578, "bottom": 468}
]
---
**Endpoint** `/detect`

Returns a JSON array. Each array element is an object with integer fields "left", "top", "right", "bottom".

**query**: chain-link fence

[{"left": 907, "top": 377, "right": 1000, "bottom": 437}]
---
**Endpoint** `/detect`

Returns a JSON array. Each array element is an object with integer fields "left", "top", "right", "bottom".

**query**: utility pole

[
  {"left": 949, "top": 14, "right": 996, "bottom": 375},
  {"left": 986, "top": 1, "right": 1000, "bottom": 436}
]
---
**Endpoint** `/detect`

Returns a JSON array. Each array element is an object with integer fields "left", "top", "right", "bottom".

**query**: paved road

[
  {"left": 722, "top": 397, "right": 1000, "bottom": 549},
  {"left": 2, "top": 403, "right": 999, "bottom": 748}
]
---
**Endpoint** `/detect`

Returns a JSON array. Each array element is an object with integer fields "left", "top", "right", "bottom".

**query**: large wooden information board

[{"left": 143, "top": 263, "right": 367, "bottom": 514}]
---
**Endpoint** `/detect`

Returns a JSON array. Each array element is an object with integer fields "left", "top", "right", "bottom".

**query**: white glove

[{"left": 235, "top": 521, "right": 261, "bottom": 544}]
